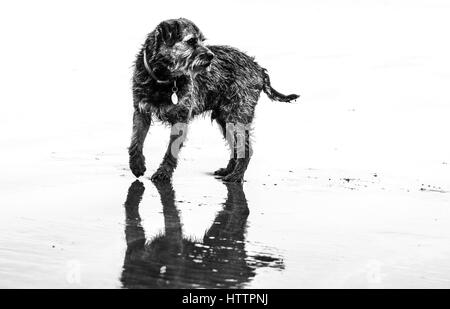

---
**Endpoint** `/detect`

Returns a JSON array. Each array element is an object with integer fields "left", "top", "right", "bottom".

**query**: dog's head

[{"left": 145, "top": 18, "right": 214, "bottom": 78}]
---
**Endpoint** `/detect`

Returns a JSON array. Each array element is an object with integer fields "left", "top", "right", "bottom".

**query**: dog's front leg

[
  {"left": 129, "top": 109, "right": 151, "bottom": 177},
  {"left": 151, "top": 121, "right": 188, "bottom": 182}
]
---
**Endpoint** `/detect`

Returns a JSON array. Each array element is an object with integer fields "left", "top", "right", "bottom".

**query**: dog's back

[{"left": 191, "top": 45, "right": 265, "bottom": 115}]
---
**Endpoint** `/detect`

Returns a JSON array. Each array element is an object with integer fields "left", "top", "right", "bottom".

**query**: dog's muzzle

[
  {"left": 192, "top": 51, "right": 215, "bottom": 70},
  {"left": 199, "top": 52, "right": 214, "bottom": 65}
]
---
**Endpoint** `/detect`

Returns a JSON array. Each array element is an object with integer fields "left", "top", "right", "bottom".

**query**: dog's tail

[{"left": 262, "top": 68, "right": 299, "bottom": 103}]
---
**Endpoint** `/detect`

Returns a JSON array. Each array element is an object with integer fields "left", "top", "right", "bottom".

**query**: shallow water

[
  {"left": 1, "top": 121, "right": 450, "bottom": 288},
  {"left": 121, "top": 180, "right": 283, "bottom": 289}
]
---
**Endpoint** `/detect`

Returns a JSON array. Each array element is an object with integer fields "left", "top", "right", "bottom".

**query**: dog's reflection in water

[{"left": 121, "top": 180, "right": 284, "bottom": 289}]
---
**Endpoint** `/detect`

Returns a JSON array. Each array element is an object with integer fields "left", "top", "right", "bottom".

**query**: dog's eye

[{"left": 186, "top": 38, "right": 198, "bottom": 46}]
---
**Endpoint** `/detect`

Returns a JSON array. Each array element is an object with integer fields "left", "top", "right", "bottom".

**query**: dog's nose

[
  {"left": 200, "top": 52, "right": 214, "bottom": 62},
  {"left": 205, "top": 52, "right": 214, "bottom": 62}
]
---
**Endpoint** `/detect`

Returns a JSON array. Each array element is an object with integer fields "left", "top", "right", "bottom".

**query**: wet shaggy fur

[{"left": 129, "top": 18, "right": 299, "bottom": 182}]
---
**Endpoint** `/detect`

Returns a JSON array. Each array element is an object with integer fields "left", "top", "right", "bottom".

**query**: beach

[{"left": 0, "top": 0, "right": 450, "bottom": 288}]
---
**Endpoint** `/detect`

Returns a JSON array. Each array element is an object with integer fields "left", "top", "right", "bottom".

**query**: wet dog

[{"left": 129, "top": 18, "right": 299, "bottom": 182}]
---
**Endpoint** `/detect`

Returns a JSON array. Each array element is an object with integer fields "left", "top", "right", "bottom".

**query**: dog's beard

[
  {"left": 188, "top": 57, "right": 212, "bottom": 77},
  {"left": 168, "top": 51, "right": 193, "bottom": 75},
  {"left": 169, "top": 53, "right": 211, "bottom": 77}
]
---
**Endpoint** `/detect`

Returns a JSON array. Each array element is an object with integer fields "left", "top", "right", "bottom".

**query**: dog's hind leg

[
  {"left": 214, "top": 118, "right": 236, "bottom": 176},
  {"left": 222, "top": 122, "right": 253, "bottom": 183}
]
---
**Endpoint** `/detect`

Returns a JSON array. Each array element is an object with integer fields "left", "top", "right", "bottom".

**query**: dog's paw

[
  {"left": 151, "top": 166, "right": 173, "bottom": 182},
  {"left": 214, "top": 167, "right": 232, "bottom": 177},
  {"left": 214, "top": 160, "right": 236, "bottom": 177},
  {"left": 222, "top": 172, "right": 244, "bottom": 183},
  {"left": 130, "top": 154, "right": 146, "bottom": 178}
]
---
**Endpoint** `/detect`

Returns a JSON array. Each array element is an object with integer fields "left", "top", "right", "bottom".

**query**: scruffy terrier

[{"left": 129, "top": 18, "right": 299, "bottom": 182}]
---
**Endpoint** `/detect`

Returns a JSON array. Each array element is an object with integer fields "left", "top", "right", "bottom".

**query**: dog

[{"left": 129, "top": 18, "right": 299, "bottom": 182}]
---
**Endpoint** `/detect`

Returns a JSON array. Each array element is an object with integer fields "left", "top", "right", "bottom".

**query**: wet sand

[
  {"left": 1, "top": 1, "right": 450, "bottom": 288},
  {"left": 1, "top": 110, "right": 450, "bottom": 288}
]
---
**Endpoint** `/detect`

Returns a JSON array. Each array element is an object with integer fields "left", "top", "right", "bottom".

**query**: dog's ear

[{"left": 155, "top": 20, "right": 182, "bottom": 47}]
